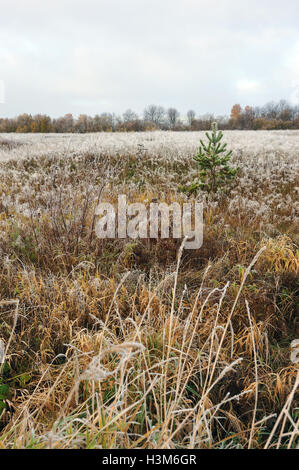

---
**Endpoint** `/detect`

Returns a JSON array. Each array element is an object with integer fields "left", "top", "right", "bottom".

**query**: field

[{"left": 0, "top": 130, "right": 298, "bottom": 449}]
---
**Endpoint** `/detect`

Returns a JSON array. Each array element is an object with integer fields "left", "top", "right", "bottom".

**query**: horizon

[{"left": 0, "top": 99, "right": 296, "bottom": 121}]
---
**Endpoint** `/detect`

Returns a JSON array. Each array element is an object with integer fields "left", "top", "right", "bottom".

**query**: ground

[{"left": 0, "top": 131, "right": 298, "bottom": 449}]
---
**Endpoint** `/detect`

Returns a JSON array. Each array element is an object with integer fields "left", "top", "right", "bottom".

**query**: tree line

[{"left": 1, "top": 100, "right": 298, "bottom": 133}]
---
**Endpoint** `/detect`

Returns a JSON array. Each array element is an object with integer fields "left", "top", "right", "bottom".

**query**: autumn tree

[
  {"left": 75, "top": 114, "right": 93, "bottom": 133},
  {"left": 230, "top": 104, "right": 242, "bottom": 120},
  {"left": 230, "top": 104, "right": 242, "bottom": 128},
  {"left": 1, "top": 99, "right": 299, "bottom": 134},
  {"left": 16, "top": 114, "right": 33, "bottom": 133}
]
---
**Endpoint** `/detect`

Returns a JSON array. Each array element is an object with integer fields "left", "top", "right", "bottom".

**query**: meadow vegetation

[{"left": 0, "top": 131, "right": 298, "bottom": 449}]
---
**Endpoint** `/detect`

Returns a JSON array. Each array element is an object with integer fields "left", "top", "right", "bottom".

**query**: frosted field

[
  {"left": 0, "top": 130, "right": 298, "bottom": 449},
  {"left": 0, "top": 129, "right": 298, "bottom": 236},
  {"left": 1, "top": 130, "right": 299, "bottom": 163}
]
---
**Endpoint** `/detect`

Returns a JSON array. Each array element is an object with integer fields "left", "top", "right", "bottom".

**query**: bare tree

[
  {"left": 261, "top": 101, "right": 279, "bottom": 119},
  {"left": 243, "top": 106, "right": 254, "bottom": 129},
  {"left": 123, "top": 109, "right": 138, "bottom": 123},
  {"left": 167, "top": 107, "right": 180, "bottom": 128},
  {"left": 143, "top": 105, "right": 165, "bottom": 127},
  {"left": 187, "top": 110, "right": 196, "bottom": 127},
  {"left": 277, "top": 100, "right": 293, "bottom": 121}
]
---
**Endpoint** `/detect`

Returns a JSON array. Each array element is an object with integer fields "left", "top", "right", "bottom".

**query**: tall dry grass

[{"left": 0, "top": 134, "right": 298, "bottom": 448}]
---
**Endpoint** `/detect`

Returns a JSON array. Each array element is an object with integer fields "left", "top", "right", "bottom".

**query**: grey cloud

[{"left": 0, "top": 0, "right": 298, "bottom": 117}]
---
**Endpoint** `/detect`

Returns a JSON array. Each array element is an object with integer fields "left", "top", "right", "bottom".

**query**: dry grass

[{"left": 0, "top": 132, "right": 298, "bottom": 449}]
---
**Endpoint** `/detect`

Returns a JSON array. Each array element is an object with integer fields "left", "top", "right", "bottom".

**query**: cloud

[
  {"left": 236, "top": 80, "right": 261, "bottom": 93},
  {"left": 0, "top": 81, "right": 5, "bottom": 104},
  {"left": 0, "top": 0, "right": 299, "bottom": 117},
  {"left": 286, "top": 43, "right": 299, "bottom": 105}
]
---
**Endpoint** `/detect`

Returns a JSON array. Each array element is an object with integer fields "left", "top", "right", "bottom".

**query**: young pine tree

[{"left": 192, "top": 122, "right": 238, "bottom": 193}]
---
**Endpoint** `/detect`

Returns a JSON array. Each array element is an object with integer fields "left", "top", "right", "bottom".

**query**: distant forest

[{"left": 1, "top": 100, "right": 299, "bottom": 133}]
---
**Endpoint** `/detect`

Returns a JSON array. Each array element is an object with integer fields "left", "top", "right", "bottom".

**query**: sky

[{"left": 0, "top": 0, "right": 299, "bottom": 118}]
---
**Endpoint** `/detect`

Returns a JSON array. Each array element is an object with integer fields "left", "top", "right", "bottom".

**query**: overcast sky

[{"left": 0, "top": 0, "right": 299, "bottom": 118}]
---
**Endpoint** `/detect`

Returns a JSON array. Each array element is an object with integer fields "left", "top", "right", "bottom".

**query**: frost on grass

[{"left": 0, "top": 131, "right": 297, "bottom": 449}]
